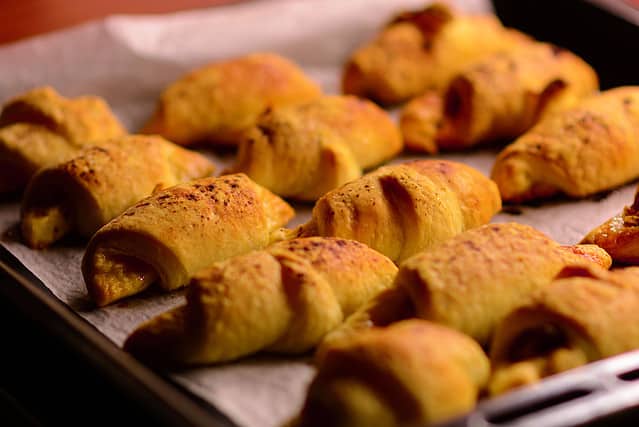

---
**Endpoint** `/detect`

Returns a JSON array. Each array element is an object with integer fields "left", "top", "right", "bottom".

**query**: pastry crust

[
  {"left": 491, "top": 86, "right": 639, "bottom": 203},
  {"left": 321, "top": 223, "right": 612, "bottom": 351},
  {"left": 124, "top": 237, "right": 398, "bottom": 365},
  {"left": 292, "top": 159, "right": 502, "bottom": 263},
  {"left": 21, "top": 135, "right": 215, "bottom": 248},
  {"left": 296, "top": 320, "right": 489, "bottom": 427},
  {"left": 581, "top": 185, "right": 639, "bottom": 264},
  {"left": 228, "top": 95, "right": 402, "bottom": 201},
  {"left": 82, "top": 174, "right": 294, "bottom": 306},
  {"left": 342, "top": 3, "right": 528, "bottom": 105},
  {"left": 141, "top": 53, "right": 321, "bottom": 146},
  {"left": 400, "top": 43, "right": 598, "bottom": 153},
  {"left": 0, "top": 86, "right": 126, "bottom": 193},
  {"left": 490, "top": 265, "right": 639, "bottom": 395}
]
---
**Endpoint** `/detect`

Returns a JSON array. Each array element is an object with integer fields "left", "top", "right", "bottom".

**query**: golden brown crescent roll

[
  {"left": 21, "top": 135, "right": 215, "bottom": 249},
  {"left": 296, "top": 320, "right": 489, "bottom": 427},
  {"left": 342, "top": 3, "right": 528, "bottom": 105},
  {"left": 489, "top": 265, "right": 639, "bottom": 396},
  {"left": 123, "top": 237, "right": 398, "bottom": 365},
  {"left": 400, "top": 43, "right": 598, "bottom": 153},
  {"left": 290, "top": 159, "right": 501, "bottom": 263},
  {"left": 581, "top": 185, "right": 639, "bottom": 264},
  {"left": 0, "top": 86, "right": 126, "bottom": 193},
  {"left": 492, "top": 86, "right": 639, "bottom": 203},
  {"left": 227, "top": 95, "right": 402, "bottom": 201},
  {"left": 82, "top": 174, "right": 294, "bottom": 306},
  {"left": 321, "top": 223, "right": 612, "bottom": 352},
  {"left": 141, "top": 53, "right": 321, "bottom": 147}
]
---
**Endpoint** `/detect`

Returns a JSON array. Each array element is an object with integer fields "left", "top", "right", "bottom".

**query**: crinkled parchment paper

[{"left": 0, "top": 0, "right": 635, "bottom": 426}]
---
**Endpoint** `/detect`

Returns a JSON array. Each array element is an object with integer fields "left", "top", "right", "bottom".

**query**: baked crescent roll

[
  {"left": 321, "top": 223, "right": 612, "bottom": 352},
  {"left": 124, "top": 237, "right": 398, "bottom": 365},
  {"left": 492, "top": 86, "right": 639, "bottom": 203},
  {"left": 21, "top": 135, "right": 215, "bottom": 249},
  {"left": 400, "top": 43, "right": 598, "bottom": 153},
  {"left": 581, "top": 185, "right": 639, "bottom": 264},
  {"left": 0, "top": 86, "right": 126, "bottom": 193},
  {"left": 82, "top": 174, "right": 294, "bottom": 306},
  {"left": 296, "top": 320, "right": 489, "bottom": 427},
  {"left": 489, "top": 265, "right": 639, "bottom": 396},
  {"left": 227, "top": 95, "right": 402, "bottom": 201},
  {"left": 290, "top": 159, "right": 501, "bottom": 263},
  {"left": 342, "top": 3, "right": 528, "bottom": 105},
  {"left": 141, "top": 53, "right": 321, "bottom": 147}
]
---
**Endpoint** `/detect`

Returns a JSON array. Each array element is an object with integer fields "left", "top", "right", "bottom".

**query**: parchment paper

[{"left": 0, "top": 1, "right": 635, "bottom": 426}]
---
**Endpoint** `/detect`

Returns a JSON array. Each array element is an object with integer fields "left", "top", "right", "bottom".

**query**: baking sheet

[{"left": 0, "top": 0, "right": 636, "bottom": 426}]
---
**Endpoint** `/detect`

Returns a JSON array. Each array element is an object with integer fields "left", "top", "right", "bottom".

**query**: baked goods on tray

[
  {"left": 322, "top": 223, "right": 612, "bottom": 352},
  {"left": 342, "top": 2, "right": 528, "bottom": 105},
  {"left": 400, "top": 42, "right": 598, "bottom": 153},
  {"left": 21, "top": 135, "right": 215, "bottom": 249},
  {"left": 0, "top": 86, "right": 126, "bottom": 194},
  {"left": 492, "top": 86, "right": 639, "bottom": 203},
  {"left": 296, "top": 320, "right": 489, "bottom": 427},
  {"left": 142, "top": 53, "right": 321, "bottom": 147},
  {"left": 490, "top": 265, "right": 639, "bottom": 395},
  {"left": 82, "top": 174, "right": 294, "bottom": 306},
  {"left": 227, "top": 95, "right": 402, "bottom": 201},
  {"left": 124, "top": 237, "right": 397, "bottom": 365},
  {"left": 581, "top": 185, "right": 639, "bottom": 264},
  {"left": 290, "top": 159, "right": 502, "bottom": 263}
]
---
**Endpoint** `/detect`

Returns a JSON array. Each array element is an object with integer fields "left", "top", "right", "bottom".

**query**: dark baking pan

[
  {"left": 492, "top": 0, "right": 639, "bottom": 89},
  {"left": 0, "top": 245, "right": 237, "bottom": 427}
]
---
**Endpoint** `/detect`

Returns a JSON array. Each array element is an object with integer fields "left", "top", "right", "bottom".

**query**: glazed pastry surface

[
  {"left": 342, "top": 3, "right": 527, "bottom": 105},
  {"left": 82, "top": 174, "right": 294, "bottom": 306},
  {"left": 124, "top": 237, "right": 397, "bottom": 365},
  {"left": 229, "top": 95, "right": 402, "bottom": 201},
  {"left": 297, "top": 320, "right": 489, "bottom": 427},
  {"left": 492, "top": 86, "right": 639, "bottom": 203},
  {"left": 142, "top": 53, "right": 321, "bottom": 146},
  {"left": 401, "top": 42, "right": 598, "bottom": 153},
  {"left": 0, "top": 86, "right": 126, "bottom": 193},
  {"left": 292, "top": 159, "right": 502, "bottom": 263},
  {"left": 21, "top": 135, "right": 215, "bottom": 248}
]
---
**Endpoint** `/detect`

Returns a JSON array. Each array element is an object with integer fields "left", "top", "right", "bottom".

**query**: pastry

[
  {"left": 342, "top": 2, "right": 528, "bottom": 105},
  {"left": 124, "top": 237, "right": 398, "bottom": 365},
  {"left": 21, "top": 135, "right": 215, "bottom": 249},
  {"left": 321, "top": 223, "right": 612, "bottom": 351},
  {"left": 400, "top": 43, "right": 598, "bottom": 153},
  {"left": 290, "top": 160, "right": 501, "bottom": 263},
  {"left": 581, "top": 185, "right": 639, "bottom": 264},
  {"left": 490, "top": 265, "right": 639, "bottom": 395},
  {"left": 296, "top": 320, "right": 489, "bottom": 427},
  {"left": 141, "top": 53, "right": 321, "bottom": 146},
  {"left": 82, "top": 174, "right": 294, "bottom": 306},
  {"left": 491, "top": 86, "right": 639, "bottom": 203},
  {"left": 0, "top": 86, "right": 126, "bottom": 193},
  {"left": 227, "top": 95, "right": 402, "bottom": 201}
]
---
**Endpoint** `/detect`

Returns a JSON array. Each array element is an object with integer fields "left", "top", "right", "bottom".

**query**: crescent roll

[
  {"left": 342, "top": 3, "right": 527, "bottom": 105},
  {"left": 142, "top": 53, "right": 321, "bottom": 147},
  {"left": 492, "top": 86, "right": 639, "bottom": 203},
  {"left": 124, "top": 237, "right": 398, "bottom": 365},
  {"left": 228, "top": 95, "right": 402, "bottom": 201},
  {"left": 322, "top": 223, "right": 612, "bottom": 351},
  {"left": 581, "top": 185, "right": 639, "bottom": 264},
  {"left": 296, "top": 320, "right": 489, "bottom": 427},
  {"left": 401, "top": 43, "right": 598, "bottom": 153},
  {"left": 490, "top": 265, "right": 639, "bottom": 396},
  {"left": 0, "top": 86, "right": 126, "bottom": 193},
  {"left": 290, "top": 160, "right": 501, "bottom": 263},
  {"left": 82, "top": 174, "right": 294, "bottom": 306},
  {"left": 21, "top": 135, "right": 215, "bottom": 249}
]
